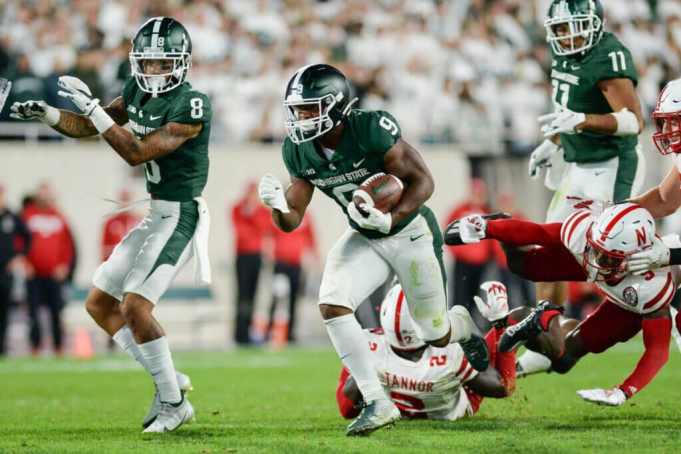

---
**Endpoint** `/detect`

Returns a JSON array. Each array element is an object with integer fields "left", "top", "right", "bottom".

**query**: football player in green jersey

[
  {"left": 259, "top": 64, "right": 489, "bottom": 436},
  {"left": 518, "top": 0, "right": 646, "bottom": 377},
  {"left": 10, "top": 17, "right": 212, "bottom": 433}
]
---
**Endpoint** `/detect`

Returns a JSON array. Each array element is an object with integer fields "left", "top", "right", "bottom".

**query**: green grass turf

[{"left": 1, "top": 340, "right": 680, "bottom": 453}]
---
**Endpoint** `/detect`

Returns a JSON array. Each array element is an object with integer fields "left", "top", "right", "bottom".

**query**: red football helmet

[
  {"left": 652, "top": 79, "right": 681, "bottom": 155},
  {"left": 583, "top": 203, "right": 654, "bottom": 282}
]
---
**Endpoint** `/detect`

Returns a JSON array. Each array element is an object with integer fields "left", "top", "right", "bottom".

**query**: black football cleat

[
  {"left": 498, "top": 300, "right": 564, "bottom": 353},
  {"left": 444, "top": 212, "right": 512, "bottom": 246}
]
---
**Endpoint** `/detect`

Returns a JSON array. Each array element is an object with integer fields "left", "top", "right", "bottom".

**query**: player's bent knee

[
  {"left": 319, "top": 303, "right": 353, "bottom": 321},
  {"left": 120, "top": 293, "right": 154, "bottom": 320},
  {"left": 85, "top": 287, "right": 117, "bottom": 319},
  {"left": 425, "top": 332, "right": 450, "bottom": 348}
]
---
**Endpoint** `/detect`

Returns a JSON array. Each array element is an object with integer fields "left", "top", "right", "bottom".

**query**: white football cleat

[
  {"left": 142, "top": 394, "right": 195, "bottom": 433},
  {"left": 142, "top": 371, "right": 193, "bottom": 428},
  {"left": 345, "top": 399, "right": 400, "bottom": 436}
]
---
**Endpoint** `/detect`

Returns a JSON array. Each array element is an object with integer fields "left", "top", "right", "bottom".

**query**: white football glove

[
  {"left": 347, "top": 201, "right": 392, "bottom": 234},
  {"left": 473, "top": 281, "right": 509, "bottom": 322},
  {"left": 0, "top": 78, "right": 11, "bottom": 114},
  {"left": 528, "top": 139, "right": 561, "bottom": 178},
  {"left": 539, "top": 106, "right": 586, "bottom": 137},
  {"left": 628, "top": 237, "right": 670, "bottom": 275},
  {"left": 576, "top": 387, "right": 627, "bottom": 406},
  {"left": 57, "top": 76, "right": 99, "bottom": 115},
  {"left": 258, "top": 173, "right": 290, "bottom": 213},
  {"left": 457, "top": 214, "right": 487, "bottom": 244},
  {"left": 57, "top": 76, "right": 115, "bottom": 133},
  {"left": 10, "top": 100, "right": 60, "bottom": 126}
]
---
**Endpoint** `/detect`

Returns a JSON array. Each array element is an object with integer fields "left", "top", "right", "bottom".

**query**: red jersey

[
  {"left": 22, "top": 204, "right": 74, "bottom": 277},
  {"left": 272, "top": 213, "right": 317, "bottom": 266},
  {"left": 231, "top": 199, "right": 271, "bottom": 255},
  {"left": 444, "top": 203, "right": 494, "bottom": 266},
  {"left": 101, "top": 212, "right": 142, "bottom": 261}
]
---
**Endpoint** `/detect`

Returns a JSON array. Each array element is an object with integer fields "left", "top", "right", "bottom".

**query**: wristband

[
  {"left": 41, "top": 105, "right": 61, "bottom": 127},
  {"left": 89, "top": 104, "right": 115, "bottom": 134},
  {"left": 669, "top": 248, "right": 681, "bottom": 266}
]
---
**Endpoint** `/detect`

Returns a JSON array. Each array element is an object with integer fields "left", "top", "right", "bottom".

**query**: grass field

[{"left": 1, "top": 340, "right": 680, "bottom": 453}]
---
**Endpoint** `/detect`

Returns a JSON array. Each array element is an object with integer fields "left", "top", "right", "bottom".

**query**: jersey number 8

[{"left": 190, "top": 98, "right": 203, "bottom": 119}]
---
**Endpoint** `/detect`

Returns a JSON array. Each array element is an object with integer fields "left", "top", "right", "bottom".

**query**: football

[{"left": 352, "top": 172, "right": 404, "bottom": 216}]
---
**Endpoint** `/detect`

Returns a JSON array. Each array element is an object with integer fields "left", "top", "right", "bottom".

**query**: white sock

[
  {"left": 324, "top": 314, "right": 386, "bottom": 403},
  {"left": 137, "top": 336, "right": 181, "bottom": 404},
  {"left": 517, "top": 350, "right": 552, "bottom": 376},
  {"left": 447, "top": 306, "right": 472, "bottom": 344},
  {"left": 112, "top": 326, "right": 148, "bottom": 368}
]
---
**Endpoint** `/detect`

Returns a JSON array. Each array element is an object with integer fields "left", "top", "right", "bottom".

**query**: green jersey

[
  {"left": 551, "top": 32, "right": 638, "bottom": 163},
  {"left": 121, "top": 76, "right": 212, "bottom": 201},
  {"left": 282, "top": 110, "right": 426, "bottom": 239}
]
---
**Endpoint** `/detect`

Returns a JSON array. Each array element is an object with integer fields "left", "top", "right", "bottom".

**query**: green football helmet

[
  {"left": 129, "top": 17, "right": 192, "bottom": 96},
  {"left": 283, "top": 64, "right": 358, "bottom": 144},
  {"left": 545, "top": 0, "right": 604, "bottom": 56}
]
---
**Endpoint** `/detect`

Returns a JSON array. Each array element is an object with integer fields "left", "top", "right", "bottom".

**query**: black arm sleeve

[{"left": 669, "top": 248, "right": 681, "bottom": 266}]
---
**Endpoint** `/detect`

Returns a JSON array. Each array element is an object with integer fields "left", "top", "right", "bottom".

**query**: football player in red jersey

[
  {"left": 337, "top": 281, "right": 526, "bottom": 421},
  {"left": 445, "top": 201, "right": 680, "bottom": 406}
]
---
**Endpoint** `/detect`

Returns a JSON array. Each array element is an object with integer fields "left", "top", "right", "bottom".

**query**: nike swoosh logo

[
  {"left": 353, "top": 159, "right": 366, "bottom": 168},
  {"left": 161, "top": 215, "right": 173, "bottom": 219},
  {"left": 372, "top": 179, "right": 389, "bottom": 195},
  {"left": 410, "top": 234, "right": 424, "bottom": 242},
  {"left": 595, "top": 171, "right": 606, "bottom": 176},
  {"left": 150, "top": 115, "right": 162, "bottom": 121},
  {"left": 340, "top": 353, "right": 351, "bottom": 360},
  {"left": 571, "top": 65, "right": 581, "bottom": 70}
]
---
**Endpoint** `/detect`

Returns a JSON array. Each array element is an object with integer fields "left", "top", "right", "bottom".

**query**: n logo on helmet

[{"left": 635, "top": 228, "right": 647, "bottom": 246}]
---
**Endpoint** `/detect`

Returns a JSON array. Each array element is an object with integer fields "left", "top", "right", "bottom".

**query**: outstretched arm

[
  {"left": 486, "top": 219, "right": 564, "bottom": 248},
  {"left": 629, "top": 167, "right": 681, "bottom": 219},
  {"left": 51, "top": 97, "right": 129, "bottom": 138},
  {"left": 618, "top": 307, "right": 672, "bottom": 399}
]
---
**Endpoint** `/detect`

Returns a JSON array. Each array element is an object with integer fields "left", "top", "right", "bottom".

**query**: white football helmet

[
  {"left": 583, "top": 203, "right": 654, "bottom": 282},
  {"left": 652, "top": 79, "right": 681, "bottom": 155},
  {"left": 380, "top": 284, "right": 426, "bottom": 351}
]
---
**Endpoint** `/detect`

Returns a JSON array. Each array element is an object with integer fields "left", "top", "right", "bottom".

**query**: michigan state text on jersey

[
  {"left": 10, "top": 17, "right": 211, "bottom": 434},
  {"left": 259, "top": 63, "right": 489, "bottom": 436}
]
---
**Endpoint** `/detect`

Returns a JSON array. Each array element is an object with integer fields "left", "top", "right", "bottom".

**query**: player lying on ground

[
  {"left": 259, "top": 64, "right": 488, "bottom": 436},
  {"left": 337, "top": 281, "right": 528, "bottom": 420},
  {"left": 10, "top": 17, "right": 212, "bottom": 433},
  {"left": 445, "top": 202, "right": 681, "bottom": 406}
]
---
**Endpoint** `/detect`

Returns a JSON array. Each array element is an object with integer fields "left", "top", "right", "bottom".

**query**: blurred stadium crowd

[{"left": 2, "top": 0, "right": 681, "bottom": 149}]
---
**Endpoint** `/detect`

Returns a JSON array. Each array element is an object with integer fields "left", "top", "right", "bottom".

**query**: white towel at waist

[{"left": 192, "top": 197, "right": 211, "bottom": 285}]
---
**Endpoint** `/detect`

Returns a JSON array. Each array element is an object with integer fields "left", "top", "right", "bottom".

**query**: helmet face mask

[
  {"left": 545, "top": 0, "right": 604, "bottom": 56},
  {"left": 584, "top": 232, "right": 628, "bottom": 282},
  {"left": 129, "top": 17, "right": 192, "bottom": 97},
  {"left": 652, "top": 79, "right": 681, "bottom": 155},
  {"left": 582, "top": 203, "right": 654, "bottom": 282},
  {"left": 283, "top": 92, "right": 341, "bottom": 144},
  {"left": 282, "top": 64, "right": 356, "bottom": 144},
  {"left": 380, "top": 285, "right": 426, "bottom": 351}
]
